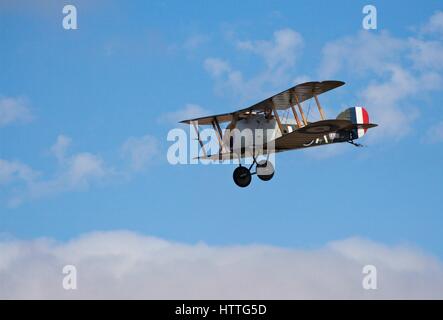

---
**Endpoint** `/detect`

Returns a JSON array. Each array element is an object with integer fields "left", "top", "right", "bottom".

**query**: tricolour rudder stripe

[
  {"left": 336, "top": 106, "right": 370, "bottom": 139},
  {"left": 354, "top": 106, "right": 369, "bottom": 137}
]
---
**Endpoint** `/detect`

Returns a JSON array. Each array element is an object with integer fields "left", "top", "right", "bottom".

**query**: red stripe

[
  {"left": 362, "top": 108, "right": 369, "bottom": 123},
  {"left": 361, "top": 107, "right": 369, "bottom": 133}
]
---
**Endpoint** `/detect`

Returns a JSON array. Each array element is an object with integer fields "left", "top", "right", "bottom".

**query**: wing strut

[
  {"left": 271, "top": 103, "right": 285, "bottom": 135},
  {"left": 290, "top": 104, "right": 302, "bottom": 128},
  {"left": 192, "top": 121, "right": 207, "bottom": 157},
  {"left": 314, "top": 94, "right": 326, "bottom": 120},
  {"left": 211, "top": 118, "right": 225, "bottom": 153},
  {"left": 295, "top": 95, "right": 308, "bottom": 126}
]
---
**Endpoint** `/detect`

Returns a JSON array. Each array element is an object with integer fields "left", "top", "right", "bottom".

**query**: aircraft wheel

[
  {"left": 233, "top": 166, "right": 252, "bottom": 188},
  {"left": 256, "top": 160, "right": 274, "bottom": 181}
]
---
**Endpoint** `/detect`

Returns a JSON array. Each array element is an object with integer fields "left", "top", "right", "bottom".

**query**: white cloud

[
  {"left": 319, "top": 27, "right": 443, "bottom": 141},
  {"left": 36, "top": 135, "right": 110, "bottom": 195},
  {"left": 237, "top": 28, "right": 303, "bottom": 71},
  {"left": 23, "top": 152, "right": 110, "bottom": 205},
  {"left": 409, "top": 38, "right": 443, "bottom": 71},
  {"left": 0, "top": 96, "right": 32, "bottom": 127},
  {"left": 50, "top": 135, "right": 72, "bottom": 163},
  {"left": 201, "top": 22, "right": 443, "bottom": 150},
  {"left": 0, "top": 231, "right": 442, "bottom": 299},
  {"left": 158, "top": 104, "right": 209, "bottom": 124},
  {"left": 121, "top": 135, "right": 159, "bottom": 172},
  {"left": 0, "top": 159, "right": 38, "bottom": 186},
  {"left": 62, "top": 153, "right": 108, "bottom": 187},
  {"left": 421, "top": 11, "right": 443, "bottom": 36},
  {"left": 319, "top": 31, "right": 406, "bottom": 79},
  {"left": 183, "top": 34, "right": 209, "bottom": 51},
  {"left": 360, "top": 67, "right": 443, "bottom": 141},
  {"left": 204, "top": 57, "right": 248, "bottom": 99},
  {"left": 204, "top": 28, "right": 304, "bottom": 102},
  {"left": 2, "top": 135, "right": 112, "bottom": 207},
  {"left": 201, "top": 14, "right": 443, "bottom": 149},
  {"left": 423, "top": 121, "right": 443, "bottom": 143},
  {"left": 204, "top": 58, "right": 232, "bottom": 77},
  {"left": 360, "top": 65, "right": 420, "bottom": 140},
  {"left": 2, "top": 133, "right": 161, "bottom": 206}
]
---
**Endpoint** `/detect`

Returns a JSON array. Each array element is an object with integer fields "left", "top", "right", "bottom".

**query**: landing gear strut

[
  {"left": 348, "top": 140, "right": 364, "bottom": 147},
  {"left": 232, "top": 159, "right": 274, "bottom": 187}
]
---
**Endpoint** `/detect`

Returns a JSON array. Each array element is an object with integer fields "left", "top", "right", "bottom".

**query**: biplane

[{"left": 181, "top": 81, "right": 377, "bottom": 187}]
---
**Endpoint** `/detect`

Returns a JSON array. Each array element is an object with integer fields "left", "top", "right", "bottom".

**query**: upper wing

[
  {"left": 180, "top": 111, "right": 234, "bottom": 126},
  {"left": 180, "top": 80, "right": 345, "bottom": 125}
]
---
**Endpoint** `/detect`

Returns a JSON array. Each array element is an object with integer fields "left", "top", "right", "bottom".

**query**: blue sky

[{"left": 1, "top": 0, "right": 443, "bottom": 266}]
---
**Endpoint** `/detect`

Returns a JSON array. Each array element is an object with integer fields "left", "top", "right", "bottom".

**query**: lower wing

[
  {"left": 195, "top": 119, "right": 362, "bottom": 160},
  {"left": 271, "top": 119, "right": 353, "bottom": 150}
]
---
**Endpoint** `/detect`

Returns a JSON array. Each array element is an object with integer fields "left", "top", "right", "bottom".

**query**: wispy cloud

[
  {"left": 319, "top": 22, "right": 443, "bottom": 141},
  {"left": 203, "top": 20, "right": 442, "bottom": 144},
  {"left": 420, "top": 11, "right": 443, "bottom": 37},
  {"left": 204, "top": 28, "right": 304, "bottom": 103},
  {"left": 157, "top": 104, "right": 210, "bottom": 124},
  {"left": 5, "top": 135, "right": 113, "bottom": 207},
  {"left": 183, "top": 34, "right": 210, "bottom": 51},
  {"left": 198, "top": 12, "right": 443, "bottom": 157},
  {"left": 0, "top": 96, "right": 33, "bottom": 127},
  {"left": 360, "top": 65, "right": 422, "bottom": 140},
  {"left": 1, "top": 133, "right": 161, "bottom": 207},
  {"left": 50, "top": 135, "right": 72, "bottom": 163},
  {"left": 1, "top": 135, "right": 113, "bottom": 205},
  {"left": 319, "top": 31, "right": 406, "bottom": 79},
  {"left": 0, "top": 231, "right": 442, "bottom": 299},
  {"left": 237, "top": 28, "right": 303, "bottom": 72},
  {"left": 423, "top": 121, "right": 443, "bottom": 143},
  {"left": 121, "top": 135, "right": 159, "bottom": 172},
  {"left": 0, "top": 159, "right": 38, "bottom": 186},
  {"left": 409, "top": 38, "right": 443, "bottom": 71}
]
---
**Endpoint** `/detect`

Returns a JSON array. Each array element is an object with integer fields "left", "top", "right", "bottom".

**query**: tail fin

[{"left": 337, "top": 106, "right": 370, "bottom": 138}]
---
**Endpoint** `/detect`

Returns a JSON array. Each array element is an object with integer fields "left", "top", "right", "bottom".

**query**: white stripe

[
  {"left": 355, "top": 107, "right": 365, "bottom": 138},
  {"left": 355, "top": 107, "right": 363, "bottom": 124}
]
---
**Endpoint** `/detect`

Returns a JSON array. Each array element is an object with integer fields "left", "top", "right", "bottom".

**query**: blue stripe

[
  {"left": 350, "top": 108, "right": 358, "bottom": 139},
  {"left": 350, "top": 107, "right": 357, "bottom": 124}
]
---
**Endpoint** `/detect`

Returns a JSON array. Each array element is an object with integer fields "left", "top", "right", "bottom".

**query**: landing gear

[
  {"left": 233, "top": 166, "right": 252, "bottom": 188},
  {"left": 256, "top": 160, "right": 274, "bottom": 181},
  {"left": 348, "top": 140, "right": 364, "bottom": 147},
  {"left": 232, "top": 159, "right": 274, "bottom": 187}
]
